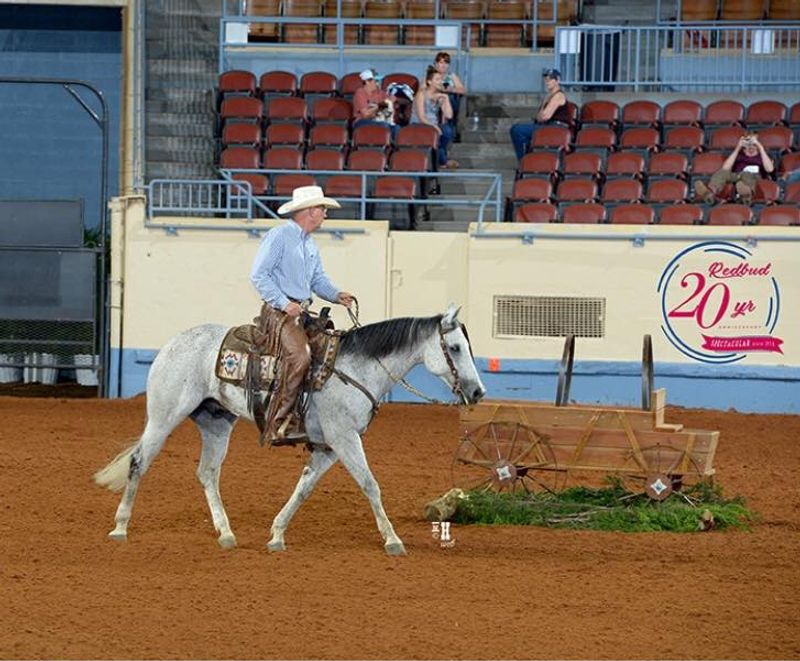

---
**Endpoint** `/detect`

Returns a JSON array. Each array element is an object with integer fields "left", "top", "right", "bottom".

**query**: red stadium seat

[
  {"left": 306, "top": 148, "right": 345, "bottom": 171},
  {"left": 511, "top": 177, "right": 553, "bottom": 203},
  {"left": 374, "top": 176, "right": 416, "bottom": 198},
  {"left": 619, "top": 128, "right": 660, "bottom": 153},
  {"left": 758, "top": 206, "right": 800, "bottom": 226},
  {"left": 663, "top": 127, "right": 705, "bottom": 153},
  {"left": 579, "top": 100, "right": 620, "bottom": 129},
  {"left": 300, "top": 71, "right": 338, "bottom": 96},
  {"left": 659, "top": 204, "right": 704, "bottom": 225},
  {"left": 518, "top": 152, "right": 561, "bottom": 179},
  {"left": 323, "top": 0, "right": 361, "bottom": 44},
  {"left": 754, "top": 180, "right": 781, "bottom": 205},
  {"left": 397, "top": 124, "right": 438, "bottom": 150},
  {"left": 259, "top": 71, "right": 298, "bottom": 96},
  {"left": 352, "top": 124, "right": 392, "bottom": 152},
  {"left": 610, "top": 204, "right": 655, "bottom": 225},
  {"left": 232, "top": 173, "right": 269, "bottom": 196},
  {"left": 562, "top": 152, "right": 602, "bottom": 179},
  {"left": 382, "top": 73, "right": 420, "bottom": 95},
  {"left": 283, "top": 0, "right": 323, "bottom": 43},
  {"left": 485, "top": 0, "right": 525, "bottom": 47},
  {"left": 263, "top": 146, "right": 304, "bottom": 170},
  {"left": 218, "top": 70, "right": 257, "bottom": 105},
  {"left": 339, "top": 72, "right": 363, "bottom": 100},
  {"left": 704, "top": 100, "right": 745, "bottom": 127},
  {"left": 220, "top": 146, "right": 260, "bottom": 169},
  {"left": 621, "top": 100, "right": 661, "bottom": 128},
  {"left": 273, "top": 173, "right": 316, "bottom": 196},
  {"left": 556, "top": 178, "right": 598, "bottom": 203},
  {"left": 708, "top": 126, "right": 746, "bottom": 152},
  {"left": 220, "top": 97, "right": 263, "bottom": 127},
  {"left": 265, "top": 123, "right": 305, "bottom": 149},
  {"left": 347, "top": 149, "right": 387, "bottom": 171},
  {"left": 648, "top": 152, "right": 689, "bottom": 179},
  {"left": 222, "top": 122, "right": 262, "bottom": 148},
  {"left": 779, "top": 152, "right": 800, "bottom": 177},
  {"left": 325, "top": 175, "right": 367, "bottom": 197},
  {"left": 691, "top": 152, "right": 726, "bottom": 178},
  {"left": 663, "top": 100, "right": 703, "bottom": 127},
  {"left": 745, "top": 101, "right": 787, "bottom": 129},
  {"left": 389, "top": 149, "right": 430, "bottom": 172},
  {"left": 606, "top": 152, "right": 646, "bottom": 180},
  {"left": 707, "top": 204, "right": 753, "bottom": 226},
  {"left": 531, "top": 125, "right": 572, "bottom": 152},
  {"left": 789, "top": 102, "right": 800, "bottom": 126},
  {"left": 573, "top": 127, "right": 616, "bottom": 153},
  {"left": 313, "top": 98, "right": 353, "bottom": 124},
  {"left": 513, "top": 202, "right": 558, "bottom": 223},
  {"left": 646, "top": 179, "right": 689, "bottom": 204},
  {"left": 309, "top": 124, "right": 348, "bottom": 151},
  {"left": 562, "top": 203, "right": 606, "bottom": 224},
  {"left": 267, "top": 97, "right": 308, "bottom": 127},
  {"left": 601, "top": 179, "right": 643, "bottom": 204},
  {"left": 757, "top": 126, "right": 794, "bottom": 153},
  {"left": 786, "top": 182, "right": 800, "bottom": 203}
]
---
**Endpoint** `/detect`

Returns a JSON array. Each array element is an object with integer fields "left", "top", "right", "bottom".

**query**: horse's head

[{"left": 424, "top": 304, "right": 486, "bottom": 406}]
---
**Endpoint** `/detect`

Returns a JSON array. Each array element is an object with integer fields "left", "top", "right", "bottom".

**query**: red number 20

[{"left": 668, "top": 272, "right": 730, "bottom": 329}]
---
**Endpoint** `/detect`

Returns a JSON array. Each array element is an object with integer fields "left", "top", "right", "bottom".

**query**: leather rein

[{"left": 330, "top": 299, "right": 470, "bottom": 419}]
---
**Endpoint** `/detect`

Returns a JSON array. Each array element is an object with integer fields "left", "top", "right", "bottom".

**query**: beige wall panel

[
  {"left": 467, "top": 223, "right": 799, "bottom": 366},
  {"left": 113, "top": 202, "right": 389, "bottom": 349},
  {"left": 388, "top": 231, "right": 469, "bottom": 320}
]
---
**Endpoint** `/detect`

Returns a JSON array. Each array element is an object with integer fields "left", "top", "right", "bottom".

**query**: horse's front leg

[
  {"left": 332, "top": 432, "right": 406, "bottom": 556},
  {"left": 268, "top": 446, "right": 338, "bottom": 552}
]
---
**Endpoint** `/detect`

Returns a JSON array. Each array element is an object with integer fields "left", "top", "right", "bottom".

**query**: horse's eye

[{"left": 449, "top": 344, "right": 461, "bottom": 353}]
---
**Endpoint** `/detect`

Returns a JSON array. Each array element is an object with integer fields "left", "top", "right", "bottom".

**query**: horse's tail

[{"left": 93, "top": 440, "right": 139, "bottom": 492}]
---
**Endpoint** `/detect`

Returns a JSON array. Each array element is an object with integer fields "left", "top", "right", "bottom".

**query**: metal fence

[
  {"left": 555, "top": 24, "right": 800, "bottom": 91},
  {"left": 147, "top": 170, "right": 504, "bottom": 224}
]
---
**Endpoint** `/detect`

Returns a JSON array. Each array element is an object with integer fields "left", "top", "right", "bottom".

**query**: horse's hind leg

[
  {"left": 191, "top": 401, "right": 238, "bottom": 549},
  {"left": 268, "top": 446, "right": 338, "bottom": 552},
  {"left": 108, "top": 415, "right": 180, "bottom": 541},
  {"left": 333, "top": 432, "right": 406, "bottom": 556}
]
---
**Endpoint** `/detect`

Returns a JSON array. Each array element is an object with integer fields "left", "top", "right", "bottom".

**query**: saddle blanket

[{"left": 215, "top": 325, "right": 280, "bottom": 388}]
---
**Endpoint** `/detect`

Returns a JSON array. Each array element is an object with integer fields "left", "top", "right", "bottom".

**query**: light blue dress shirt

[{"left": 250, "top": 220, "right": 340, "bottom": 311}]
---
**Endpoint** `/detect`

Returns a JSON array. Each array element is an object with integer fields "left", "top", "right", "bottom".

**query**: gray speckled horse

[{"left": 94, "top": 305, "right": 485, "bottom": 556}]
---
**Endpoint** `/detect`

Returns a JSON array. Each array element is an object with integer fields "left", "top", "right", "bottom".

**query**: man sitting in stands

[
  {"left": 509, "top": 68, "right": 570, "bottom": 161},
  {"left": 694, "top": 133, "right": 774, "bottom": 206},
  {"left": 353, "top": 68, "right": 399, "bottom": 141}
]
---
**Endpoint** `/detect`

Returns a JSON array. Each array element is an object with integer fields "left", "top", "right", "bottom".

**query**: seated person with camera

[
  {"left": 353, "top": 68, "right": 399, "bottom": 141},
  {"left": 694, "top": 133, "right": 774, "bottom": 206}
]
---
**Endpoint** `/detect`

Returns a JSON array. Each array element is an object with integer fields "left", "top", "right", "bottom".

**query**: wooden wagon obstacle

[{"left": 453, "top": 335, "right": 719, "bottom": 500}]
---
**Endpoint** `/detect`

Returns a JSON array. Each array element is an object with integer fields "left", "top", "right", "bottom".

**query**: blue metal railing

[{"left": 147, "top": 169, "right": 505, "bottom": 224}]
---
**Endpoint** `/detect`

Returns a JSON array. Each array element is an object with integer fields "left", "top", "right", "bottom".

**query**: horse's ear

[{"left": 442, "top": 303, "right": 461, "bottom": 329}]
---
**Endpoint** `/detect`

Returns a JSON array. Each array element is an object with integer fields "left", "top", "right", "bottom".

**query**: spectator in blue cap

[{"left": 509, "top": 68, "right": 570, "bottom": 161}]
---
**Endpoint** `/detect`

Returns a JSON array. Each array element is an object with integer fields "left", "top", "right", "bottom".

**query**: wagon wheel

[
  {"left": 452, "top": 421, "right": 564, "bottom": 495},
  {"left": 616, "top": 443, "right": 704, "bottom": 501}
]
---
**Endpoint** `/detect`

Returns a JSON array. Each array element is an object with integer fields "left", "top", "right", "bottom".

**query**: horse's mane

[{"left": 338, "top": 315, "right": 443, "bottom": 360}]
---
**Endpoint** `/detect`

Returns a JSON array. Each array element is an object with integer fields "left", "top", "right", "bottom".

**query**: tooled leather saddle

[{"left": 214, "top": 308, "right": 343, "bottom": 443}]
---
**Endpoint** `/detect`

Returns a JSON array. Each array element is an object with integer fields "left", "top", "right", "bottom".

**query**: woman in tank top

[{"left": 411, "top": 65, "right": 458, "bottom": 169}]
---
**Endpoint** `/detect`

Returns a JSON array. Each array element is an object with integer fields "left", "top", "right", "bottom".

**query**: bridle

[{"left": 334, "top": 299, "right": 473, "bottom": 413}]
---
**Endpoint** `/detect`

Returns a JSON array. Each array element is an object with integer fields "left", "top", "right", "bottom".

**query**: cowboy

[{"left": 250, "top": 186, "right": 355, "bottom": 444}]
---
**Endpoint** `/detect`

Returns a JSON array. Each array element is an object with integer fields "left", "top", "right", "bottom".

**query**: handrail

[{"left": 147, "top": 169, "right": 505, "bottom": 223}]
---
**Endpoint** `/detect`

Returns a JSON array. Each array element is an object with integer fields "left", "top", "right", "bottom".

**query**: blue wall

[{"left": 0, "top": 6, "right": 122, "bottom": 231}]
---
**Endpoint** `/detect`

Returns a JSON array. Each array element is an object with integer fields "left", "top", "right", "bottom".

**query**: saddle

[{"left": 215, "top": 308, "right": 344, "bottom": 443}]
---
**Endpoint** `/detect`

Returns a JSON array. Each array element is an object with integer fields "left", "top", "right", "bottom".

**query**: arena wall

[{"left": 109, "top": 197, "right": 800, "bottom": 413}]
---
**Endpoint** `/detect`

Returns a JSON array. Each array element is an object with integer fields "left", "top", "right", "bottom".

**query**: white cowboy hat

[{"left": 277, "top": 185, "right": 341, "bottom": 215}]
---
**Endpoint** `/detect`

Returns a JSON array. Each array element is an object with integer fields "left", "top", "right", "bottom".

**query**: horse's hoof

[
  {"left": 108, "top": 530, "right": 127, "bottom": 543},
  {"left": 385, "top": 542, "right": 407, "bottom": 556},
  {"left": 218, "top": 533, "right": 237, "bottom": 549},
  {"left": 267, "top": 539, "right": 286, "bottom": 553}
]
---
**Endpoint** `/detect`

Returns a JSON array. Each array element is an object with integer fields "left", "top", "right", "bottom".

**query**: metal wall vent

[{"left": 493, "top": 295, "right": 606, "bottom": 338}]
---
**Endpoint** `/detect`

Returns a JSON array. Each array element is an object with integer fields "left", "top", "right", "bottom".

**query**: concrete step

[
  {"left": 459, "top": 127, "right": 517, "bottom": 143},
  {"left": 148, "top": 134, "right": 217, "bottom": 151},
  {"left": 145, "top": 161, "right": 217, "bottom": 181},
  {"left": 147, "top": 58, "right": 218, "bottom": 76},
  {"left": 146, "top": 27, "right": 218, "bottom": 44},
  {"left": 146, "top": 113, "right": 216, "bottom": 138},
  {"left": 450, "top": 142, "right": 516, "bottom": 159},
  {"left": 145, "top": 39, "right": 217, "bottom": 59},
  {"left": 147, "top": 145, "right": 217, "bottom": 164},
  {"left": 146, "top": 72, "right": 218, "bottom": 89},
  {"left": 145, "top": 97, "right": 215, "bottom": 114}
]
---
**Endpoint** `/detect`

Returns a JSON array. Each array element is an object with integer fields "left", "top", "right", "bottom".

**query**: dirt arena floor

[{"left": 1, "top": 395, "right": 798, "bottom": 660}]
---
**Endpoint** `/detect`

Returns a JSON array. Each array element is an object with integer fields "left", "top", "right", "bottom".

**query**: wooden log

[{"left": 423, "top": 488, "right": 466, "bottom": 522}]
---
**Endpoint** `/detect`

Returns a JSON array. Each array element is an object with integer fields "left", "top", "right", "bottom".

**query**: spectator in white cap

[
  {"left": 352, "top": 68, "right": 399, "bottom": 140},
  {"left": 250, "top": 185, "right": 355, "bottom": 445}
]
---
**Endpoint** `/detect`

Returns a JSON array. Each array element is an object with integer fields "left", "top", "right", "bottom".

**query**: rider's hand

[
  {"left": 284, "top": 301, "right": 303, "bottom": 318},
  {"left": 337, "top": 291, "right": 355, "bottom": 308}
]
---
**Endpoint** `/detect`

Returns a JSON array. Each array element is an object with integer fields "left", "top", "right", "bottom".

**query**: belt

[{"left": 287, "top": 296, "right": 312, "bottom": 305}]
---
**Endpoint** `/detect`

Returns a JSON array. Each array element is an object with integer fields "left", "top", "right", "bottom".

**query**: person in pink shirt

[
  {"left": 352, "top": 68, "right": 399, "bottom": 141},
  {"left": 694, "top": 133, "right": 774, "bottom": 206}
]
